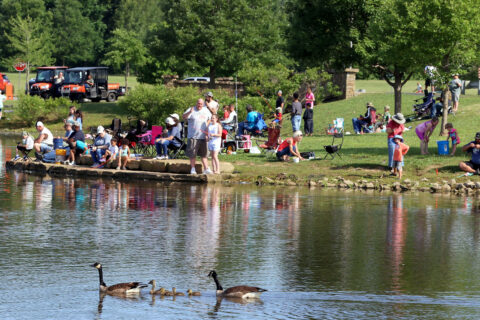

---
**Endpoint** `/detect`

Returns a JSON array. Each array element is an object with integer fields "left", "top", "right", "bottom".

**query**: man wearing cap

[
  {"left": 449, "top": 74, "right": 462, "bottom": 113},
  {"left": 459, "top": 132, "right": 480, "bottom": 175},
  {"left": 205, "top": 92, "right": 219, "bottom": 115},
  {"left": 90, "top": 126, "right": 112, "bottom": 167},
  {"left": 33, "top": 121, "right": 54, "bottom": 160},
  {"left": 352, "top": 102, "right": 375, "bottom": 134},
  {"left": 155, "top": 117, "right": 182, "bottom": 160},
  {"left": 67, "top": 121, "right": 85, "bottom": 142},
  {"left": 169, "top": 113, "right": 183, "bottom": 137},
  {"left": 183, "top": 98, "right": 212, "bottom": 174},
  {"left": 0, "top": 89, "right": 6, "bottom": 120},
  {"left": 386, "top": 113, "right": 406, "bottom": 170}
]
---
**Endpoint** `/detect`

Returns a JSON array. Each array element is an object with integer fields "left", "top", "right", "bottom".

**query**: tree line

[{"left": 1, "top": 0, "right": 480, "bottom": 113}]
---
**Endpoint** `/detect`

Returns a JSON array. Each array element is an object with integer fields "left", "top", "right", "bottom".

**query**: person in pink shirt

[
  {"left": 386, "top": 113, "right": 405, "bottom": 171},
  {"left": 415, "top": 116, "right": 439, "bottom": 155},
  {"left": 305, "top": 87, "right": 315, "bottom": 108}
]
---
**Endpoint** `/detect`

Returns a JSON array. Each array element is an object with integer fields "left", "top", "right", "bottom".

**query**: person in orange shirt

[{"left": 392, "top": 135, "right": 409, "bottom": 179}]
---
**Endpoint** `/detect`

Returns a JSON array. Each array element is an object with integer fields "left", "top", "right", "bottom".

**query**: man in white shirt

[
  {"left": 205, "top": 91, "right": 219, "bottom": 115},
  {"left": 34, "top": 121, "right": 54, "bottom": 160},
  {"left": 183, "top": 98, "right": 212, "bottom": 174},
  {"left": 221, "top": 104, "right": 237, "bottom": 131}
]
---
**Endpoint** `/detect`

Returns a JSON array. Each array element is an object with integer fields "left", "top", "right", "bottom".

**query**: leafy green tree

[
  {"left": 144, "top": 0, "right": 289, "bottom": 87},
  {"left": 102, "top": 28, "right": 147, "bottom": 93},
  {"left": 287, "top": 0, "right": 374, "bottom": 69},
  {"left": 114, "top": 0, "right": 163, "bottom": 41},
  {"left": 51, "top": 0, "right": 99, "bottom": 65},
  {"left": 4, "top": 15, "right": 54, "bottom": 91}
]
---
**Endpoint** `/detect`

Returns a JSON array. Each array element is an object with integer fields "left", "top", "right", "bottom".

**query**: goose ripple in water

[
  {"left": 208, "top": 270, "right": 267, "bottom": 299},
  {"left": 91, "top": 262, "right": 147, "bottom": 296}
]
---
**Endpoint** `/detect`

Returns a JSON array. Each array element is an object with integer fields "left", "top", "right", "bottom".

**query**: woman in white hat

[
  {"left": 386, "top": 113, "right": 406, "bottom": 170},
  {"left": 155, "top": 117, "right": 182, "bottom": 159}
]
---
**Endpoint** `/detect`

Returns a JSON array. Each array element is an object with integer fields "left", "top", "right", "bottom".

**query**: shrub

[
  {"left": 15, "top": 95, "right": 45, "bottom": 126},
  {"left": 44, "top": 98, "right": 78, "bottom": 121}
]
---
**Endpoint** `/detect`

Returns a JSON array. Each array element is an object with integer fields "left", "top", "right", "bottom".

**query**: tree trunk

[
  {"left": 440, "top": 87, "right": 450, "bottom": 136},
  {"left": 393, "top": 79, "right": 402, "bottom": 114},
  {"left": 209, "top": 66, "right": 216, "bottom": 89},
  {"left": 125, "top": 62, "right": 129, "bottom": 94}
]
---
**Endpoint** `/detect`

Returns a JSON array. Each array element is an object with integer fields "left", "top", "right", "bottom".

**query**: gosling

[
  {"left": 160, "top": 287, "right": 173, "bottom": 296},
  {"left": 187, "top": 289, "right": 201, "bottom": 296},
  {"left": 172, "top": 287, "right": 185, "bottom": 296}
]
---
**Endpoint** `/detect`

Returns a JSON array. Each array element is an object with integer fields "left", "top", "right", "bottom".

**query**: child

[
  {"left": 14, "top": 131, "right": 34, "bottom": 161},
  {"left": 117, "top": 138, "right": 130, "bottom": 170},
  {"left": 445, "top": 123, "right": 460, "bottom": 156},
  {"left": 415, "top": 82, "right": 423, "bottom": 93},
  {"left": 65, "top": 138, "right": 87, "bottom": 165},
  {"left": 303, "top": 103, "right": 314, "bottom": 136},
  {"left": 207, "top": 114, "right": 222, "bottom": 174},
  {"left": 100, "top": 137, "right": 119, "bottom": 167},
  {"left": 273, "top": 107, "right": 283, "bottom": 124},
  {"left": 383, "top": 106, "right": 391, "bottom": 123},
  {"left": 392, "top": 135, "right": 409, "bottom": 179}
]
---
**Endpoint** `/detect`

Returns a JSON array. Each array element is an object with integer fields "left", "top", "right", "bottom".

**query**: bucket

[
  {"left": 55, "top": 149, "right": 67, "bottom": 164},
  {"left": 437, "top": 140, "right": 449, "bottom": 155},
  {"left": 53, "top": 138, "right": 63, "bottom": 150}
]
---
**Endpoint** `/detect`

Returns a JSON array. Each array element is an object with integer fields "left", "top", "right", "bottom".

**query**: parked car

[{"left": 183, "top": 76, "right": 210, "bottom": 82}]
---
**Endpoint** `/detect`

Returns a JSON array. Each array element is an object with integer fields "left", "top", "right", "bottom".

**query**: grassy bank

[{"left": 2, "top": 79, "right": 480, "bottom": 184}]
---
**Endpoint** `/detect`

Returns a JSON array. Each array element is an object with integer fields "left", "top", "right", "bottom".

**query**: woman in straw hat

[{"left": 386, "top": 113, "right": 406, "bottom": 171}]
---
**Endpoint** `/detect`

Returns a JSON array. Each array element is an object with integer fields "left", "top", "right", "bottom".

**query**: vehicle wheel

[
  {"left": 225, "top": 142, "right": 236, "bottom": 152},
  {"left": 106, "top": 92, "right": 116, "bottom": 102}
]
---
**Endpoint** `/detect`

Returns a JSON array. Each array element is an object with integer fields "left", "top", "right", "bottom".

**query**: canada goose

[
  {"left": 160, "top": 287, "right": 173, "bottom": 296},
  {"left": 148, "top": 280, "right": 163, "bottom": 295},
  {"left": 90, "top": 262, "right": 147, "bottom": 295},
  {"left": 172, "top": 287, "right": 185, "bottom": 296},
  {"left": 187, "top": 289, "right": 201, "bottom": 296},
  {"left": 207, "top": 270, "right": 267, "bottom": 299}
]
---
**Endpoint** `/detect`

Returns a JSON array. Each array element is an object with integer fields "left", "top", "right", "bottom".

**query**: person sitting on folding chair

[
  {"left": 14, "top": 131, "right": 34, "bottom": 161},
  {"left": 237, "top": 105, "right": 258, "bottom": 136},
  {"left": 276, "top": 130, "right": 305, "bottom": 161},
  {"left": 155, "top": 117, "right": 182, "bottom": 160},
  {"left": 352, "top": 102, "right": 375, "bottom": 134},
  {"left": 221, "top": 104, "right": 237, "bottom": 131}
]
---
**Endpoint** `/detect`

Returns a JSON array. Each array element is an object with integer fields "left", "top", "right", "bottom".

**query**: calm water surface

[{"left": 1, "top": 137, "right": 480, "bottom": 319}]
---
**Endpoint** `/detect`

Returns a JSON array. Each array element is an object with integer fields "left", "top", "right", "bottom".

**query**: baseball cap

[
  {"left": 36, "top": 121, "right": 44, "bottom": 127},
  {"left": 73, "top": 121, "right": 80, "bottom": 127},
  {"left": 206, "top": 92, "right": 213, "bottom": 97},
  {"left": 169, "top": 113, "right": 180, "bottom": 120},
  {"left": 475, "top": 132, "right": 480, "bottom": 139},
  {"left": 166, "top": 117, "right": 175, "bottom": 126},
  {"left": 97, "top": 126, "right": 105, "bottom": 134}
]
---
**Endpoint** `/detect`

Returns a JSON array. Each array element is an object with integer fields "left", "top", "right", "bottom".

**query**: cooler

[
  {"left": 437, "top": 140, "right": 449, "bottom": 155},
  {"left": 53, "top": 138, "right": 63, "bottom": 150}
]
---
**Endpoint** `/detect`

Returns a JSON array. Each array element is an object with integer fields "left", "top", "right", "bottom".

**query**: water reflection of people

[{"left": 386, "top": 194, "right": 407, "bottom": 293}]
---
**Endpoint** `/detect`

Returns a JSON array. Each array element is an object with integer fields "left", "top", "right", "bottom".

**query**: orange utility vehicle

[
  {"left": 29, "top": 66, "right": 68, "bottom": 98},
  {"left": 61, "top": 67, "right": 125, "bottom": 102}
]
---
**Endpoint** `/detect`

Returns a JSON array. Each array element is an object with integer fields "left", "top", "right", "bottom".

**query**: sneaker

[
  {"left": 35, "top": 153, "right": 43, "bottom": 161},
  {"left": 69, "top": 161, "right": 75, "bottom": 166},
  {"left": 91, "top": 163, "right": 99, "bottom": 168},
  {"left": 13, "top": 155, "right": 21, "bottom": 161},
  {"left": 23, "top": 155, "right": 29, "bottom": 161},
  {"left": 465, "top": 172, "right": 474, "bottom": 177},
  {"left": 116, "top": 166, "right": 121, "bottom": 170},
  {"left": 155, "top": 156, "right": 162, "bottom": 160},
  {"left": 190, "top": 167, "right": 197, "bottom": 175},
  {"left": 203, "top": 168, "right": 213, "bottom": 175}
]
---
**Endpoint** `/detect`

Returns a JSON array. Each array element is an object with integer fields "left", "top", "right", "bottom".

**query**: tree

[
  {"left": 102, "top": 28, "right": 147, "bottom": 93},
  {"left": 287, "top": 0, "right": 374, "bottom": 69},
  {"left": 51, "top": 0, "right": 99, "bottom": 65},
  {"left": 4, "top": 15, "right": 54, "bottom": 91},
  {"left": 144, "top": 0, "right": 289, "bottom": 87},
  {"left": 114, "top": 0, "right": 163, "bottom": 42}
]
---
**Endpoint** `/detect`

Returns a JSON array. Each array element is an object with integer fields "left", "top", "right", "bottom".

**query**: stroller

[{"left": 412, "top": 93, "right": 434, "bottom": 118}]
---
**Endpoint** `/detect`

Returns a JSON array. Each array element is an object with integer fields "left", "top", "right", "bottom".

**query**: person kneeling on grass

[
  {"left": 65, "top": 138, "right": 87, "bottom": 166},
  {"left": 459, "top": 132, "right": 480, "bottom": 176},
  {"left": 276, "top": 130, "right": 305, "bottom": 161},
  {"left": 392, "top": 135, "right": 409, "bottom": 179},
  {"left": 117, "top": 139, "right": 130, "bottom": 170},
  {"left": 14, "top": 131, "right": 34, "bottom": 161}
]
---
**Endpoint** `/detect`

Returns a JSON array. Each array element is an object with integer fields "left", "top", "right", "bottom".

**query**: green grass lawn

[{"left": 2, "top": 76, "right": 480, "bottom": 183}]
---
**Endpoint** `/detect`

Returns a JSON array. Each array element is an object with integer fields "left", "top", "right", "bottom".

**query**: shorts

[
  {"left": 465, "top": 161, "right": 480, "bottom": 171},
  {"left": 17, "top": 146, "right": 32, "bottom": 152},
  {"left": 452, "top": 91, "right": 460, "bottom": 102},
  {"left": 186, "top": 138, "right": 207, "bottom": 158},
  {"left": 392, "top": 160, "right": 403, "bottom": 169},
  {"left": 40, "top": 143, "right": 53, "bottom": 153},
  {"left": 276, "top": 146, "right": 296, "bottom": 160}
]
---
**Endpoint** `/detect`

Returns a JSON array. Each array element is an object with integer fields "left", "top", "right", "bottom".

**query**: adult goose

[
  {"left": 207, "top": 270, "right": 267, "bottom": 299},
  {"left": 91, "top": 262, "right": 147, "bottom": 295}
]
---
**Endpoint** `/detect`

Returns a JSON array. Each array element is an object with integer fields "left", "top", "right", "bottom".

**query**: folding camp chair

[
  {"left": 323, "top": 132, "right": 344, "bottom": 159},
  {"left": 326, "top": 118, "right": 344, "bottom": 135},
  {"left": 255, "top": 126, "right": 281, "bottom": 157},
  {"left": 168, "top": 136, "right": 187, "bottom": 159}
]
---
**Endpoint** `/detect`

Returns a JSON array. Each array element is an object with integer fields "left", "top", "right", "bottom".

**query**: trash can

[
  {"left": 437, "top": 140, "right": 449, "bottom": 155},
  {"left": 53, "top": 138, "right": 63, "bottom": 150}
]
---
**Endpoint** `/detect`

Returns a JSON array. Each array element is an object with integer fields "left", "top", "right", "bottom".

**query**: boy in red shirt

[{"left": 392, "top": 135, "right": 409, "bottom": 179}]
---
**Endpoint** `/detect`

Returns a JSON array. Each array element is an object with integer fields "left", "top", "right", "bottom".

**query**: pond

[{"left": 1, "top": 136, "right": 480, "bottom": 319}]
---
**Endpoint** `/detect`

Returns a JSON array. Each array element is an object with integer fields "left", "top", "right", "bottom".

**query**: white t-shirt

[
  {"left": 184, "top": 106, "right": 211, "bottom": 139},
  {"left": 23, "top": 136, "right": 34, "bottom": 150},
  {"left": 108, "top": 145, "right": 118, "bottom": 158},
  {"left": 424, "top": 66, "right": 436, "bottom": 78},
  {"left": 222, "top": 110, "right": 237, "bottom": 124},
  {"left": 40, "top": 127, "right": 54, "bottom": 145},
  {"left": 0, "top": 94, "right": 6, "bottom": 110}
]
